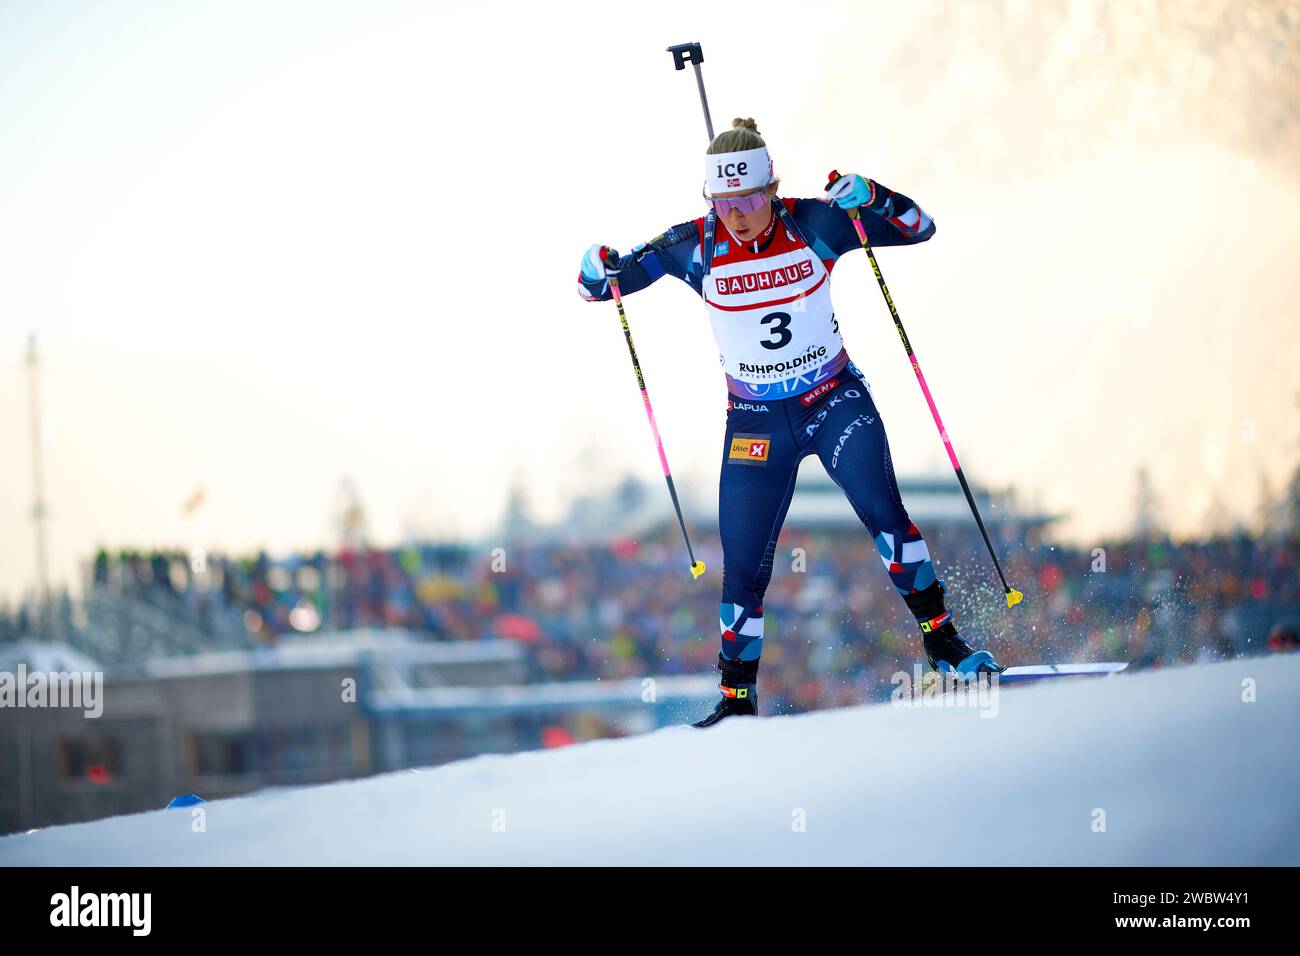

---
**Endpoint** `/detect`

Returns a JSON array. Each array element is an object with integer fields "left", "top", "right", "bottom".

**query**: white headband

[{"left": 703, "top": 146, "right": 774, "bottom": 198}]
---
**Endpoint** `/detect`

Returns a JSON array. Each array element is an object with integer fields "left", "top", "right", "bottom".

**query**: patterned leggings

[{"left": 717, "top": 365, "right": 939, "bottom": 662}]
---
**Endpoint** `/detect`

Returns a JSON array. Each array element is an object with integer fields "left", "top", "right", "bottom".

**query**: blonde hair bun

[{"left": 707, "top": 118, "right": 766, "bottom": 155}]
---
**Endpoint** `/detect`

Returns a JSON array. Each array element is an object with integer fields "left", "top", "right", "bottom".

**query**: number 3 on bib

[{"left": 761, "top": 311, "right": 792, "bottom": 350}]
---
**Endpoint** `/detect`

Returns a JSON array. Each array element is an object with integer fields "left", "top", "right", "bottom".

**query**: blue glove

[
  {"left": 824, "top": 172, "right": 874, "bottom": 210},
  {"left": 580, "top": 244, "right": 621, "bottom": 283}
]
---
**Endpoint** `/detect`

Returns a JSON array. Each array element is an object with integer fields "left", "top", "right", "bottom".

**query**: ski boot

[
  {"left": 923, "top": 625, "right": 1006, "bottom": 678},
  {"left": 691, "top": 654, "right": 759, "bottom": 728},
  {"left": 904, "top": 581, "right": 1006, "bottom": 678}
]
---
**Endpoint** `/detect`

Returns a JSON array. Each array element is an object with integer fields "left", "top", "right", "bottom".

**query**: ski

[{"left": 998, "top": 662, "right": 1130, "bottom": 684}]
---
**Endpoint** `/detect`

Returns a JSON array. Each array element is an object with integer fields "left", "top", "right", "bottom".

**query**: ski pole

[
  {"left": 826, "top": 170, "right": 1023, "bottom": 609},
  {"left": 666, "top": 42, "right": 714, "bottom": 141},
  {"left": 604, "top": 252, "right": 706, "bottom": 580}
]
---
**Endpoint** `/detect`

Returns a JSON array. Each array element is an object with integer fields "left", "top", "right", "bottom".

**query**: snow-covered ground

[{"left": 3, "top": 655, "right": 1298, "bottom": 865}]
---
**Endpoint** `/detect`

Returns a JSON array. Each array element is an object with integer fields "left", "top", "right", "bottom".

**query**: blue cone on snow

[{"left": 166, "top": 793, "right": 206, "bottom": 809}]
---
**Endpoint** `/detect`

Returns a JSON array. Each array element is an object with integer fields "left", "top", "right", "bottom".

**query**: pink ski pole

[
  {"left": 604, "top": 252, "right": 706, "bottom": 580},
  {"left": 826, "top": 171, "right": 1022, "bottom": 608}
]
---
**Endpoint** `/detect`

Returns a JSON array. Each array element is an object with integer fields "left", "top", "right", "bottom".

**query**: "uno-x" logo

[{"left": 728, "top": 433, "right": 771, "bottom": 466}]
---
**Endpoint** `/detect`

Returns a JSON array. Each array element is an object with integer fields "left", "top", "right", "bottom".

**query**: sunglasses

[{"left": 707, "top": 189, "right": 770, "bottom": 217}]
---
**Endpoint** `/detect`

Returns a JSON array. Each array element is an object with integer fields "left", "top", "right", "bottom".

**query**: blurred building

[
  {"left": 0, "top": 632, "right": 713, "bottom": 834},
  {"left": 543, "top": 466, "right": 1058, "bottom": 543}
]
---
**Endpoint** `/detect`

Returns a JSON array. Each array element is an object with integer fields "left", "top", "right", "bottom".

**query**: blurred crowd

[{"left": 2, "top": 522, "right": 1296, "bottom": 716}]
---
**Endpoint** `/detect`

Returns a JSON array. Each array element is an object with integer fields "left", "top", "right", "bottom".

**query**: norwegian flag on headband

[{"left": 726, "top": 177, "right": 741, "bottom": 187}]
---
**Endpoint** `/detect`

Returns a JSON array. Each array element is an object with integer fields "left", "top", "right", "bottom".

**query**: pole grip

[
  {"left": 666, "top": 42, "right": 703, "bottom": 70},
  {"left": 667, "top": 42, "right": 714, "bottom": 141}
]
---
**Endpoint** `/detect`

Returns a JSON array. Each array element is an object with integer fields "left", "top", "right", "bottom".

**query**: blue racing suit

[{"left": 579, "top": 182, "right": 957, "bottom": 698}]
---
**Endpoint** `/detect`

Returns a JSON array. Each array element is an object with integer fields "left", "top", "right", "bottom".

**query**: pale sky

[{"left": 2, "top": 0, "right": 1297, "bottom": 603}]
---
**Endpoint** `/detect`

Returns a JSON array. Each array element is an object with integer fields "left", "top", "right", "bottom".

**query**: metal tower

[{"left": 26, "top": 334, "right": 51, "bottom": 633}]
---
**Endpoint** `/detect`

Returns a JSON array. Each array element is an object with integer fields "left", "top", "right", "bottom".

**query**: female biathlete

[{"left": 577, "top": 118, "right": 1004, "bottom": 727}]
